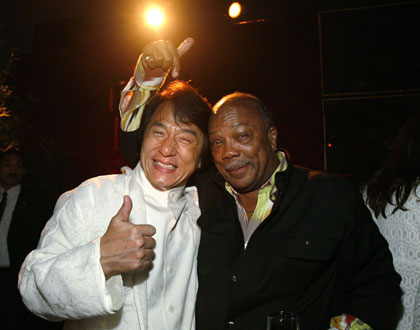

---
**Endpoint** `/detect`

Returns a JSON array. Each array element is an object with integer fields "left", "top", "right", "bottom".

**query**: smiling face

[
  {"left": 209, "top": 102, "right": 279, "bottom": 194},
  {"left": 140, "top": 102, "right": 205, "bottom": 191}
]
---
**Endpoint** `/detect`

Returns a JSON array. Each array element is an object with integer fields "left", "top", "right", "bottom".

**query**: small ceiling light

[
  {"left": 228, "top": 2, "right": 242, "bottom": 19},
  {"left": 145, "top": 6, "right": 165, "bottom": 28}
]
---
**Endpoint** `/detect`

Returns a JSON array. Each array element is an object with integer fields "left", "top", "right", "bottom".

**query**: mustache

[{"left": 222, "top": 160, "right": 251, "bottom": 171}]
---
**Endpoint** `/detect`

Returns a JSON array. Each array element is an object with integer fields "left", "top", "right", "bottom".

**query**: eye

[
  {"left": 180, "top": 133, "right": 198, "bottom": 145},
  {"left": 152, "top": 130, "right": 164, "bottom": 136},
  {"left": 238, "top": 133, "right": 249, "bottom": 140},
  {"left": 181, "top": 137, "right": 193, "bottom": 144},
  {"left": 210, "top": 139, "right": 222, "bottom": 146}
]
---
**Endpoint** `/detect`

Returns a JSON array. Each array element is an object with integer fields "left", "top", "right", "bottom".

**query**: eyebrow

[
  {"left": 151, "top": 121, "right": 199, "bottom": 137},
  {"left": 209, "top": 122, "right": 248, "bottom": 136}
]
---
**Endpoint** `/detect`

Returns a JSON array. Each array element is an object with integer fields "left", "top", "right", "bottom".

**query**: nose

[
  {"left": 158, "top": 136, "right": 177, "bottom": 157},
  {"left": 221, "top": 140, "right": 239, "bottom": 160}
]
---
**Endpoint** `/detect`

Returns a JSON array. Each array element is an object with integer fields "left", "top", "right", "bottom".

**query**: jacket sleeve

[
  {"left": 339, "top": 187, "right": 402, "bottom": 329},
  {"left": 118, "top": 54, "right": 167, "bottom": 167},
  {"left": 18, "top": 187, "right": 124, "bottom": 321}
]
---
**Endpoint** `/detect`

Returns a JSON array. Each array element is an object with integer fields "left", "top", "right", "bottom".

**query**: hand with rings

[{"left": 141, "top": 38, "right": 194, "bottom": 78}]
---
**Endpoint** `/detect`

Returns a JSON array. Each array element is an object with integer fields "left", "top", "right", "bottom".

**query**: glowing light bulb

[
  {"left": 229, "top": 2, "right": 242, "bottom": 19},
  {"left": 146, "top": 7, "right": 164, "bottom": 27}
]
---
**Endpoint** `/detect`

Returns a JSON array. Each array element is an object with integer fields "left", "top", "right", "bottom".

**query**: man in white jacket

[{"left": 18, "top": 39, "right": 211, "bottom": 330}]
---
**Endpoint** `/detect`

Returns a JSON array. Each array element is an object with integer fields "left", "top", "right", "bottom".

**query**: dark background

[{"left": 1, "top": 0, "right": 419, "bottom": 197}]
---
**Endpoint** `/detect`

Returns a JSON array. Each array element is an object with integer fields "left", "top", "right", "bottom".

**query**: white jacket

[{"left": 18, "top": 164, "right": 201, "bottom": 329}]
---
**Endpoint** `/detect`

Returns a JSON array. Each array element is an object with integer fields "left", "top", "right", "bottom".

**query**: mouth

[
  {"left": 222, "top": 160, "right": 250, "bottom": 175},
  {"left": 228, "top": 166, "right": 247, "bottom": 176},
  {"left": 154, "top": 160, "right": 177, "bottom": 170}
]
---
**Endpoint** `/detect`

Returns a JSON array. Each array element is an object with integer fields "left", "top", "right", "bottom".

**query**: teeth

[{"left": 154, "top": 160, "right": 176, "bottom": 169}]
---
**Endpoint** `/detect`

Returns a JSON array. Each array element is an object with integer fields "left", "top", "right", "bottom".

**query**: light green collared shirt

[{"left": 225, "top": 151, "right": 287, "bottom": 248}]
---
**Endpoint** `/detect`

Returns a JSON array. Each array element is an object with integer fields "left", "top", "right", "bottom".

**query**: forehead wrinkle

[
  {"left": 209, "top": 112, "right": 254, "bottom": 136},
  {"left": 150, "top": 121, "right": 165, "bottom": 128},
  {"left": 209, "top": 122, "right": 247, "bottom": 136}
]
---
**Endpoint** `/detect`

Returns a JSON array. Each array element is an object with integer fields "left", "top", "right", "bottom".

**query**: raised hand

[
  {"left": 141, "top": 37, "right": 194, "bottom": 78},
  {"left": 100, "top": 195, "right": 156, "bottom": 279}
]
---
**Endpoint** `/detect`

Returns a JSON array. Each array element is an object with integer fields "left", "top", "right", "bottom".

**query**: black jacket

[
  {"left": 0, "top": 185, "right": 61, "bottom": 330},
  {"left": 195, "top": 161, "right": 401, "bottom": 330}
]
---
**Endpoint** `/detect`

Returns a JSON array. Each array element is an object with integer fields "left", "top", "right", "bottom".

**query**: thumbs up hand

[
  {"left": 141, "top": 37, "right": 194, "bottom": 78},
  {"left": 100, "top": 195, "right": 156, "bottom": 279}
]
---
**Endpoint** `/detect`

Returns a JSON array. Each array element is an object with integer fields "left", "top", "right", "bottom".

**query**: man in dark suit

[{"left": 0, "top": 148, "right": 61, "bottom": 329}]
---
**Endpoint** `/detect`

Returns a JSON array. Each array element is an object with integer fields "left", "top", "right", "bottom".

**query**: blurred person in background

[{"left": 0, "top": 148, "right": 60, "bottom": 329}]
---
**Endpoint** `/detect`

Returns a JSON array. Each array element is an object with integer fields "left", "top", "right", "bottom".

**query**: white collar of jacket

[{"left": 120, "top": 162, "right": 200, "bottom": 225}]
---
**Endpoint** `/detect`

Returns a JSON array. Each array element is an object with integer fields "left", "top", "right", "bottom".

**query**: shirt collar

[
  {"left": 0, "top": 184, "right": 21, "bottom": 197},
  {"left": 137, "top": 163, "right": 186, "bottom": 207},
  {"left": 225, "top": 151, "right": 287, "bottom": 200}
]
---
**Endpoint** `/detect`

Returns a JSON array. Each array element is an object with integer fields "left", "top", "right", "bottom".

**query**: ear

[{"left": 268, "top": 126, "right": 278, "bottom": 150}]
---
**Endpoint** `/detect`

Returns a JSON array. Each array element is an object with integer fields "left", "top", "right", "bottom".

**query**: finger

[
  {"left": 149, "top": 40, "right": 173, "bottom": 71},
  {"left": 143, "top": 41, "right": 164, "bottom": 70},
  {"left": 142, "top": 43, "right": 155, "bottom": 69},
  {"left": 144, "top": 249, "right": 155, "bottom": 261},
  {"left": 141, "top": 249, "right": 155, "bottom": 264},
  {"left": 113, "top": 195, "right": 132, "bottom": 223},
  {"left": 151, "top": 42, "right": 165, "bottom": 69},
  {"left": 137, "top": 224, "right": 156, "bottom": 237},
  {"left": 172, "top": 37, "right": 194, "bottom": 78},
  {"left": 143, "top": 236, "right": 156, "bottom": 249},
  {"left": 161, "top": 41, "right": 177, "bottom": 73},
  {"left": 141, "top": 53, "right": 153, "bottom": 69},
  {"left": 138, "top": 252, "right": 154, "bottom": 272},
  {"left": 169, "top": 45, "right": 181, "bottom": 78},
  {"left": 177, "top": 37, "right": 194, "bottom": 57},
  {"left": 132, "top": 248, "right": 155, "bottom": 271}
]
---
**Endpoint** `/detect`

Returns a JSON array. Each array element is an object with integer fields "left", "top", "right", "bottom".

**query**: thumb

[
  {"left": 113, "top": 195, "right": 132, "bottom": 223},
  {"left": 177, "top": 37, "right": 194, "bottom": 57}
]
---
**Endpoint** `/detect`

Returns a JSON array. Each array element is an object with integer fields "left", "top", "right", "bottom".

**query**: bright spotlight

[
  {"left": 228, "top": 2, "right": 242, "bottom": 19},
  {"left": 145, "top": 6, "right": 165, "bottom": 28}
]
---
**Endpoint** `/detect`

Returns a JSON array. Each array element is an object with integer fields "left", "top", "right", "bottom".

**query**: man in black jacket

[
  {"left": 118, "top": 38, "right": 402, "bottom": 330},
  {"left": 194, "top": 93, "right": 401, "bottom": 330}
]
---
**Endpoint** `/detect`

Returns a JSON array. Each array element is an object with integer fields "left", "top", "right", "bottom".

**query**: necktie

[{"left": 0, "top": 191, "right": 7, "bottom": 224}]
